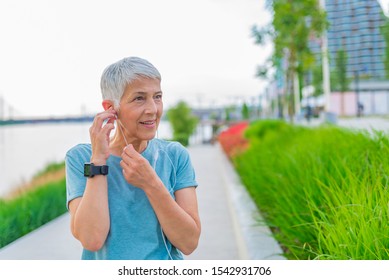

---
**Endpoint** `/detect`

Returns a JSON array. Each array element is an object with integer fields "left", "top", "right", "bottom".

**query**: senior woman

[{"left": 65, "top": 57, "right": 200, "bottom": 260}]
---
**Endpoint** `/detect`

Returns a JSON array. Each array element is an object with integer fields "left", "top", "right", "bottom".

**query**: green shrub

[
  {"left": 233, "top": 120, "right": 389, "bottom": 259},
  {"left": 167, "top": 101, "right": 198, "bottom": 146},
  {"left": 0, "top": 178, "right": 67, "bottom": 248}
]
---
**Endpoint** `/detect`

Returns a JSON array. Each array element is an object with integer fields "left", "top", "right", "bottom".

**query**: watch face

[{"left": 84, "top": 164, "right": 92, "bottom": 177}]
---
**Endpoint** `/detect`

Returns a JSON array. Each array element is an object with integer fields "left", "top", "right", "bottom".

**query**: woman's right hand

[{"left": 89, "top": 108, "right": 117, "bottom": 164}]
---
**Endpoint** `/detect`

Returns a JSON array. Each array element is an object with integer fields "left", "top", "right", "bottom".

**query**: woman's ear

[{"left": 102, "top": 100, "right": 114, "bottom": 111}]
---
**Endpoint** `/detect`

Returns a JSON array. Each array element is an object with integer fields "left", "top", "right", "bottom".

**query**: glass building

[{"left": 312, "top": 0, "right": 388, "bottom": 80}]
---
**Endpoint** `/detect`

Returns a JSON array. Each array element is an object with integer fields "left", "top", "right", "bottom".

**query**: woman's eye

[{"left": 134, "top": 96, "right": 144, "bottom": 101}]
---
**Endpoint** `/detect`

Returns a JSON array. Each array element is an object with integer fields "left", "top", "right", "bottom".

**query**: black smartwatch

[{"left": 84, "top": 163, "right": 109, "bottom": 178}]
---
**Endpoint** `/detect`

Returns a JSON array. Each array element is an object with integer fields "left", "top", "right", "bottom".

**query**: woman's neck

[{"left": 109, "top": 131, "right": 148, "bottom": 156}]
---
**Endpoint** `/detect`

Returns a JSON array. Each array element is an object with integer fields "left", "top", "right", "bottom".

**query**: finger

[
  {"left": 93, "top": 110, "right": 117, "bottom": 129},
  {"left": 120, "top": 161, "right": 128, "bottom": 179},
  {"left": 106, "top": 116, "right": 116, "bottom": 125},
  {"left": 121, "top": 151, "right": 131, "bottom": 165},
  {"left": 90, "top": 113, "right": 116, "bottom": 139},
  {"left": 123, "top": 144, "right": 134, "bottom": 152},
  {"left": 120, "top": 160, "right": 132, "bottom": 180},
  {"left": 101, "top": 122, "right": 115, "bottom": 138},
  {"left": 123, "top": 144, "right": 140, "bottom": 159},
  {"left": 102, "top": 112, "right": 117, "bottom": 127},
  {"left": 120, "top": 159, "right": 128, "bottom": 169}
]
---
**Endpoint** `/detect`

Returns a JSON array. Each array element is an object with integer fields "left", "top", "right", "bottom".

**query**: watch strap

[{"left": 84, "top": 163, "right": 109, "bottom": 177}]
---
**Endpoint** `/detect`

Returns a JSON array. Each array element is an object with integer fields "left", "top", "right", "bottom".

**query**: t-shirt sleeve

[
  {"left": 65, "top": 145, "right": 89, "bottom": 209},
  {"left": 174, "top": 145, "right": 198, "bottom": 192}
]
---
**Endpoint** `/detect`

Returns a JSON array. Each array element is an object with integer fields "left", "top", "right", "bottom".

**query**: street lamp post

[
  {"left": 354, "top": 70, "right": 361, "bottom": 117},
  {"left": 319, "top": 0, "right": 331, "bottom": 113}
]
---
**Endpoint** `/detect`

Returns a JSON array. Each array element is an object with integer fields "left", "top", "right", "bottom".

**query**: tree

[
  {"left": 312, "top": 60, "right": 323, "bottom": 98},
  {"left": 332, "top": 48, "right": 349, "bottom": 116},
  {"left": 241, "top": 102, "right": 250, "bottom": 120},
  {"left": 225, "top": 107, "right": 231, "bottom": 122},
  {"left": 252, "top": 0, "right": 327, "bottom": 120},
  {"left": 166, "top": 101, "right": 198, "bottom": 146}
]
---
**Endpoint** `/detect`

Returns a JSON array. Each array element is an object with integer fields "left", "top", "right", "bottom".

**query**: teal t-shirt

[{"left": 65, "top": 138, "right": 198, "bottom": 260}]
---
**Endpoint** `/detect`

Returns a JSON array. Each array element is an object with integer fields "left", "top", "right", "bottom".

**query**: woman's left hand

[{"left": 120, "top": 144, "right": 161, "bottom": 190}]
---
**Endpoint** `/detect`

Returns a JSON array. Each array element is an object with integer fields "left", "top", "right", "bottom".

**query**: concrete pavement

[
  {"left": 0, "top": 213, "right": 82, "bottom": 259},
  {"left": 0, "top": 144, "right": 285, "bottom": 260},
  {"left": 185, "top": 144, "right": 284, "bottom": 260},
  {"left": 299, "top": 115, "right": 389, "bottom": 133},
  {"left": 337, "top": 116, "right": 389, "bottom": 132}
]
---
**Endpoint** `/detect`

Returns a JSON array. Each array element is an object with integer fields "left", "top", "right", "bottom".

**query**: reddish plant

[{"left": 218, "top": 121, "right": 249, "bottom": 159}]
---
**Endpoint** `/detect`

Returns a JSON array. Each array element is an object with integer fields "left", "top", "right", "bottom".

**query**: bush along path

[
  {"left": 0, "top": 162, "right": 67, "bottom": 248},
  {"left": 219, "top": 120, "right": 389, "bottom": 260}
]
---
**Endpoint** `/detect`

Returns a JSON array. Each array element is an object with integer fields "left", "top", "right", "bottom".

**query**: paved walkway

[
  {"left": 0, "top": 144, "right": 285, "bottom": 260},
  {"left": 299, "top": 115, "right": 389, "bottom": 133},
  {"left": 0, "top": 214, "right": 81, "bottom": 259},
  {"left": 337, "top": 117, "right": 389, "bottom": 132}
]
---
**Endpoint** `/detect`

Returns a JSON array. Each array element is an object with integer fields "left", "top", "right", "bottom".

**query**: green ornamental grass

[
  {"left": 0, "top": 174, "right": 66, "bottom": 248},
  {"left": 232, "top": 120, "right": 389, "bottom": 259}
]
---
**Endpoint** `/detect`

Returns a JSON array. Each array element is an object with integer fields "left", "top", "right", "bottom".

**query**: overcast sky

[
  {"left": 379, "top": 0, "right": 389, "bottom": 15},
  {"left": 0, "top": 0, "right": 271, "bottom": 118}
]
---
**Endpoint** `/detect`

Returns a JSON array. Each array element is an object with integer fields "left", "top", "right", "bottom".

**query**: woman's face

[{"left": 117, "top": 77, "right": 163, "bottom": 142}]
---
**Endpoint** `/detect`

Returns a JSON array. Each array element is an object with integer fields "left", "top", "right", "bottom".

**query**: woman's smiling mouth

[{"left": 139, "top": 120, "right": 156, "bottom": 127}]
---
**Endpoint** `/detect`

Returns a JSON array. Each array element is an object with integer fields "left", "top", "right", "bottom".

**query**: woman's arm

[
  {"left": 68, "top": 109, "right": 116, "bottom": 251},
  {"left": 68, "top": 173, "right": 110, "bottom": 252},
  {"left": 147, "top": 186, "right": 201, "bottom": 255}
]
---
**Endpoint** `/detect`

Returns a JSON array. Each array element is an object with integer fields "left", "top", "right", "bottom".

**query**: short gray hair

[{"left": 100, "top": 56, "right": 161, "bottom": 107}]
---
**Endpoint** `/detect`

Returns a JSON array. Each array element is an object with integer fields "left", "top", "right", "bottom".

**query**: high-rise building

[{"left": 312, "top": 0, "right": 388, "bottom": 80}]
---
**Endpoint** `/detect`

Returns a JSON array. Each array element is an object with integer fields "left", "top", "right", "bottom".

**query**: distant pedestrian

[
  {"left": 65, "top": 57, "right": 200, "bottom": 260},
  {"left": 357, "top": 102, "right": 364, "bottom": 117},
  {"left": 306, "top": 105, "right": 313, "bottom": 122}
]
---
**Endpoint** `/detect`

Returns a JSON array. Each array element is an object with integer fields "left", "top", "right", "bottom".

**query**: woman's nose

[{"left": 145, "top": 98, "right": 158, "bottom": 114}]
